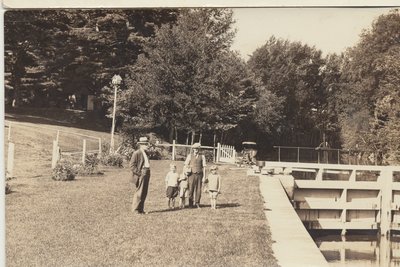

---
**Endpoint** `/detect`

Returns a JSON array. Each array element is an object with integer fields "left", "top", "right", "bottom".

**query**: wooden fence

[
  {"left": 52, "top": 130, "right": 102, "bottom": 167},
  {"left": 156, "top": 141, "right": 237, "bottom": 164}
]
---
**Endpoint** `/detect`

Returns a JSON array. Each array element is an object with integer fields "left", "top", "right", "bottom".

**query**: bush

[
  {"left": 101, "top": 141, "right": 111, "bottom": 156},
  {"left": 5, "top": 183, "right": 11, "bottom": 194},
  {"left": 84, "top": 153, "right": 100, "bottom": 174},
  {"left": 203, "top": 150, "right": 215, "bottom": 162},
  {"left": 69, "top": 154, "right": 102, "bottom": 176},
  {"left": 147, "top": 146, "right": 163, "bottom": 160},
  {"left": 101, "top": 153, "right": 124, "bottom": 167},
  {"left": 52, "top": 159, "right": 77, "bottom": 181}
]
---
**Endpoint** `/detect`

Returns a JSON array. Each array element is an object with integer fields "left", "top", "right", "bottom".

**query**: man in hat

[
  {"left": 184, "top": 143, "right": 207, "bottom": 208},
  {"left": 130, "top": 137, "right": 151, "bottom": 214}
]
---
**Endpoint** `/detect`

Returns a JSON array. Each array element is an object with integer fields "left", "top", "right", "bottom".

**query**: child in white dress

[{"left": 207, "top": 165, "right": 221, "bottom": 209}]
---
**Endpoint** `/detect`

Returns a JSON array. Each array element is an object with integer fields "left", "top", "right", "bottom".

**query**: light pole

[{"left": 110, "top": 74, "right": 122, "bottom": 153}]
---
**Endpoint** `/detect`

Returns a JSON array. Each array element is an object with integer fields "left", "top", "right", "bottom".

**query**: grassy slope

[
  {"left": 5, "top": 112, "right": 118, "bottom": 179},
  {"left": 5, "top": 111, "right": 278, "bottom": 266}
]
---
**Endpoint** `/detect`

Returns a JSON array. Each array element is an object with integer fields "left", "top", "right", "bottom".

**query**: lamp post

[{"left": 110, "top": 74, "right": 122, "bottom": 153}]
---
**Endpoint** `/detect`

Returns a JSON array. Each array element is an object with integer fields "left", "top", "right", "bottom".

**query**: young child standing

[
  {"left": 208, "top": 165, "right": 221, "bottom": 210},
  {"left": 165, "top": 163, "right": 180, "bottom": 209},
  {"left": 178, "top": 167, "right": 190, "bottom": 208}
]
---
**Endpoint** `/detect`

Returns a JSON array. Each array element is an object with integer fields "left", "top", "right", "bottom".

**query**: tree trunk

[
  {"left": 174, "top": 126, "right": 178, "bottom": 144},
  {"left": 12, "top": 77, "right": 21, "bottom": 107},
  {"left": 199, "top": 132, "right": 203, "bottom": 144},
  {"left": 213, "top": 131, "right": 217, "bottom": 162},
  {"left": 169, "top": 126, "right": 174, "bottom": 144},
  {"left": 191, "top": 130, "right": 195, "bottom": 145},
  {"left": 185, "top": 132, "right": 189, "bottom": 157}
]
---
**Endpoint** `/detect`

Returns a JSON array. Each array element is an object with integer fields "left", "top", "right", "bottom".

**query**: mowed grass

[
  {"left": 5, "top": 113, "right": 278, "bottom": 266},
  {"left": 5, "top": 115, "right": 119, "bottom": 179},
  {"left": 6, "top": 160, "right": 278, "bottom": 266}
]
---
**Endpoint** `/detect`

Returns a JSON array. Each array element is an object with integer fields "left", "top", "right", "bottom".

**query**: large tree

[
  {"left": 338, "top": 9, "right": 400, "bottom": 164},
  {"left": 248, "top": 36, "right": 327, "bottom": 146},
  {"left": 118, "top": 9, "right": 264, "bottom": 143},
  {"left": 4, "top": 9, "right": 178, "bottom": 108}
]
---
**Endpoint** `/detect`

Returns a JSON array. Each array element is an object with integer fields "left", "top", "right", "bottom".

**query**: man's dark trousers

[
  {"left": 188, "top": 172, "right": 202, "bottom": 206},
  {"left": 132, "top": 168, "right": 150, "bottom": 213}
]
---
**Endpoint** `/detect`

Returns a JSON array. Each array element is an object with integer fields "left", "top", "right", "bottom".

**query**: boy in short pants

[{"left": 165, "top": 163, "right": 179, "bottom": 209}]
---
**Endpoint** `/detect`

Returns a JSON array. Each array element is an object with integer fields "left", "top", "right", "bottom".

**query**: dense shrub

[
  {"left": 203, "top": 150, "right": 215, "bottom": 162},
  {"left": 147, "top": 146, "right": 163, "bottom": 160},
  {"left": 116, "top": 138, "right": 165, "bottom": 160},
  {"left": 84, "top": 153, "right": 100, "bottom": 173},
  {"left": 5, "top": 183, "right": 11, "bottom": 194},
  {"left": 101, "top": 153, "right": 124, "bottom": 167},
  {"left": 101, "top": 142, "right": 111, "bottom": 156},
  {"left": 69, "top": 154, "right": 102, "bottom": 175},
  {"left": 52, "top": 159, "right": 77, "bottom": 181}
]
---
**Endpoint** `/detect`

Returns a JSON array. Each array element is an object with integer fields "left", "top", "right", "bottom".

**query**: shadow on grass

[
  {"left": 150, "top": 202, "right": 240, "bottom": 213},
  {"left": 149, "top": 207, "right": 184, "bottom": 214},
  {"left": 216, "top": 202, "right": 240, "bottom": 209},
  {"left": 5, "top": 109, "right": 109, "bottom": 132}
]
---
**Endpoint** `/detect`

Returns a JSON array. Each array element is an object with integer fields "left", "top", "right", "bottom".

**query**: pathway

[{"left": 259, "top": 174, "right": 329, "bottom": 267}]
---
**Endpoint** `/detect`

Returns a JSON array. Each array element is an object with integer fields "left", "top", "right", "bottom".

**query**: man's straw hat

[
  {"left": 137, "top": 137, "right": 149, "bottom": 145},
  {"left": 192, "top": 143, "right": 201, "bottom": 149}
]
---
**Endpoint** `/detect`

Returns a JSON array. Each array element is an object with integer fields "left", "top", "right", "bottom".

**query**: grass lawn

[
  {"left": 5, "top": 111, "right": 278, "bottom": 266},
  {"left": 6, "top": 160, "right": 278, "bottom": 266},
  {"left": 5, "top": 113, "right": 120, "bottom": 179}
]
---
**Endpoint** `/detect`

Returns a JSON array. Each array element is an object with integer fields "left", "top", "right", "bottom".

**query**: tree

[
  {"left": 251, "top": 85, "right": 284, "bottom": 135},
  {"left": 119, "top": 9, "right": 259, "bottom": 143},
  {"left": 316, "top": 53, "right": 343, "bottom": 147},
  {"left": 4, "top": 10, "right": 178, "bottom": 108},
  {"left": 338, "top": 9, "right": 400, "bottom": 164},
  {"left": 4, "top": 11, "right": 66, "bottom": 106},
  {"left": 248, "top": 36, "right": 327, "bottom": 146}
]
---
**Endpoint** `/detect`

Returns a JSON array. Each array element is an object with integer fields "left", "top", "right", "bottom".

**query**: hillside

[{"left": 4, "top": 109, "right": 120, "bottom": 179}]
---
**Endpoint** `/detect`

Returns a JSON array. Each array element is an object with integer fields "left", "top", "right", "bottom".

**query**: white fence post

[
  {"left": 98, "top": 138, "right": 102, "bottom": 157},
  {"left": 7, "top": 142, "right": 15, "bottom": 178},
  {"left": 8, "top": 122, "right": 12, "bottom": 142},
  {"left": 380, "top": 168, "right": 393, "bottom": 236},
  {"left": 213, "top": 145, "right": 216, "bottom": 163},
  {"left": 172, "top": 140, "right": 176, "bottom": 161},
  {"left": 217, "top": 143, "right": 221, "bottom": 163},
  {"left": 82, "top": 139, "right": 87, "bottom": 164},
  {"left": 52, "top": 140, "right": 59, "bottom": 169}
]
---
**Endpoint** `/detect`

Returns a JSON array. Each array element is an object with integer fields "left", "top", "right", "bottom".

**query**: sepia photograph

[{"left": 3, "top": 4, "right": 400, "bottom": 267}]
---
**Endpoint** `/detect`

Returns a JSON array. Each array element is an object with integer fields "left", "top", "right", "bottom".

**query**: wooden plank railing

[{"left": 258, "top": 161, "right": 400, "bottom": 235}]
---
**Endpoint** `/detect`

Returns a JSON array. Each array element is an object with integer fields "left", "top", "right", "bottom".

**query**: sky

[{"left": 231, "top": 8, "right": 395, "bottom": 60}]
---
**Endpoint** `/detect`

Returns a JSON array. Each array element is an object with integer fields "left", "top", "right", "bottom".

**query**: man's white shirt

[{"left": 141, "top": 149, "right": 150, "bottom": 168}]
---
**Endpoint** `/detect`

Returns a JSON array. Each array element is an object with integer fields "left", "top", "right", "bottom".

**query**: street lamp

[{"left": 110, "top": 74, "right": 122, "bottom": 153}]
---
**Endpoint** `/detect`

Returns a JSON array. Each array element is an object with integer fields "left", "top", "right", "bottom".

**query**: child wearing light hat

[{"left": 208, "top": 165, "right": 221, "bottom": 209}]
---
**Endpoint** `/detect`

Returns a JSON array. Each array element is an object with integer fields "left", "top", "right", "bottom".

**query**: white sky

[{"left": 231, "top": 8, "right": 395, "bottom": 60}]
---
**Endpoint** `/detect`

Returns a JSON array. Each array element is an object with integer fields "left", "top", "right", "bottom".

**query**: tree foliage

[
  {"left": 248, "top": 36, "right": 329, "bottom": 146},
  {"left": 118, "top": 9, "right": 270, "bottom": 142},
  {"left": 338, "top": 9, "right": 400, "bottom": 164},
  {"left": 4, "top": 9, "right": 178, "bottom": 107}
]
